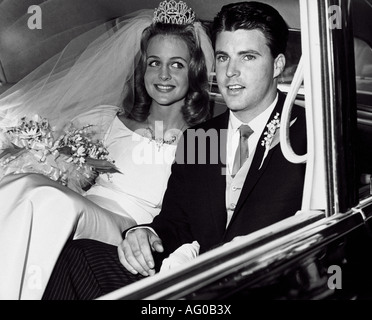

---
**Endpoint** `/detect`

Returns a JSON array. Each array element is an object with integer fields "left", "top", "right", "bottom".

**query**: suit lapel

[
  {"left": 204, "top": 111, "right": 229, "bottom": 230},
  {"left": 226, "top": 92, "right": 286, "bottom": 228}
]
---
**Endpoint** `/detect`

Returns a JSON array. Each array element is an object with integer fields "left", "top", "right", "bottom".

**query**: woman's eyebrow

[
  {"left": 147, "top": 55, "right": 188, "bottom": 62},
  {"left": 169, "top": 56, "right": 188, "bottom": 63}
]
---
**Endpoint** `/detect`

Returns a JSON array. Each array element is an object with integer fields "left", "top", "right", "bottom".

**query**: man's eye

[
  {"left": 216, "top": 55, "right": 228, "bottom": 62},
  {"left": 243, "top": 54, "right": 256, "bottom": 61}
]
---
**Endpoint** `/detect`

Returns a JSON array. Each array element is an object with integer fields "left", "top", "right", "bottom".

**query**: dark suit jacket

[{"left": 126, "top": 91, "right": 307, "bottom": 259}]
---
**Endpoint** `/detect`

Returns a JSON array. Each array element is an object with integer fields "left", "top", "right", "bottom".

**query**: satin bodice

[{"left": 85, "top": 117, "right": 177, "bottom": 224}]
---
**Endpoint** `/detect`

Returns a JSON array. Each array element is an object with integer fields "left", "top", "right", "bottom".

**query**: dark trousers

[{"left": 42, "top": 239, "right": 144, "bottom": 300}]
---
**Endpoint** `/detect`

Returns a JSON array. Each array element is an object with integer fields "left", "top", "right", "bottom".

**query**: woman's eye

[
  {"left": 171, "top": 62, "right": 184, "bottom": 69},
  {"left": 148, "top": 60, "right": 160, "bottom": 67}
]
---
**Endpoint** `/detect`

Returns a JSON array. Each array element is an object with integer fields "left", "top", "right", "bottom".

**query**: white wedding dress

[{"left": 0, "top": 114, "right": 177, "bottom": 300}]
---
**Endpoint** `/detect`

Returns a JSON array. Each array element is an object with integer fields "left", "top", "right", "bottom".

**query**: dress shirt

[{"left": 225, "top": 94, "right": 278, "bottom": 227}]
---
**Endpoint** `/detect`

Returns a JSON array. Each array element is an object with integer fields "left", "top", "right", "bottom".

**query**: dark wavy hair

[
  {"left": 212, "top": 1, "right": 289, "bottom": 59},
  {"left": 122, "top": 22, "right": 211, "bottom": 126}
]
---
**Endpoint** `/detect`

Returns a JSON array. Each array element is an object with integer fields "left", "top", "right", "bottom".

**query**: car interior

[
  {"left": 0, "top": 0, "right": 302, "bottom": 96},
  {"left": 1, "top": 0, "right": 372, "bottom": 300}
]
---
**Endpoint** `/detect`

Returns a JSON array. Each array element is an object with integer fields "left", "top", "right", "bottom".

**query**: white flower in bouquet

[{"left": 0, "top": 115, "right": 120, "bottom": 194}]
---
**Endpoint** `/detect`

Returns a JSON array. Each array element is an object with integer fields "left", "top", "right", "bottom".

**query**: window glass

[
  {"left": 355, "top": 38, "right": 372, "bottom": 96},
  {"left": 355, "top": 38, "right": 372, "bottom": 199}
]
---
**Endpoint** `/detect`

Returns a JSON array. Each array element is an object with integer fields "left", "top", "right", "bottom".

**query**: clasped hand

[{"left": 118, "top": 228, "right": 164, "bottom": 277}]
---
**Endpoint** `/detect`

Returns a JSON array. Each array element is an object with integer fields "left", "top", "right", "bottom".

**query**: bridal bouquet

[{"left": 0, "top": 115, "right": 119, "bottom": 194}]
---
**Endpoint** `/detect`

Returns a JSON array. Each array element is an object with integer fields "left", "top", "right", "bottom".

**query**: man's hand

[{"left": 118, "top": 228, "right": 164, "bottom": 277}]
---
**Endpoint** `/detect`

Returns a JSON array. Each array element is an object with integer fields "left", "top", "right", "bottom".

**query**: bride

[{"left": 0, "top": 0, "right": 214, "bottom": 300}]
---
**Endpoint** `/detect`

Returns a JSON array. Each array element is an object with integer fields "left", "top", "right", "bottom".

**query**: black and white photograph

[{"left": 0, "top": 0, "right": 372, "bottom": 307}]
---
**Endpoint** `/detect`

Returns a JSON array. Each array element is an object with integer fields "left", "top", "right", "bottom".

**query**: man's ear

[{"left": 273, "top": 53, "right": 286, "bottom": 79}]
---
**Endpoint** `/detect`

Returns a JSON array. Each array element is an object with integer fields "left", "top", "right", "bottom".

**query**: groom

[{"left": 43, "top": 1, "right": 307, "bottom": 299}]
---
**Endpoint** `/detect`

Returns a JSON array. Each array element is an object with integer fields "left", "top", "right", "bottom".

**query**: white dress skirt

[{"left": 0, "top": 116, "right": 177, "bottom": 299}]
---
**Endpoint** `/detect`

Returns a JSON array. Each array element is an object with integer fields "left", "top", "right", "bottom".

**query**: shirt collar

[{"left": 228, "top": 93, "right": 279, "bottom": 134}]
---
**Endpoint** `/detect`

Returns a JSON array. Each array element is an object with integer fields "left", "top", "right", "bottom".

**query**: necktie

[{"left": 232, "top": 124, "right": 254, "bottom": 176}]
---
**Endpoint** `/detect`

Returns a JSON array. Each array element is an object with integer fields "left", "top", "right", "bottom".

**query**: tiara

[{"left": 153, "top": 0, "right": 196, "bottom": 25}]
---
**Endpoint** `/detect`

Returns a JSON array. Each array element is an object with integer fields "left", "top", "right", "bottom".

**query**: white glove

[{"left": 159, "top": 241, "right": 200, "bottom": 273}]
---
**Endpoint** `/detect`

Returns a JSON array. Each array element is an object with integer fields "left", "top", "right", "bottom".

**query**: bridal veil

[{"left": 0, "top": 8, "right": 214, "bottom": 142}]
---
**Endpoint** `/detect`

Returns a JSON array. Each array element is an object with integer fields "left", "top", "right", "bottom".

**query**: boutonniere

[{"left": 258, "top": 113, "right": 297, "bottom": 170}]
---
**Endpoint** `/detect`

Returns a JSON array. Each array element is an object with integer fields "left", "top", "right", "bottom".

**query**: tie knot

[{"left": 239, "top": 124, "right": 253, "bottom": 139}]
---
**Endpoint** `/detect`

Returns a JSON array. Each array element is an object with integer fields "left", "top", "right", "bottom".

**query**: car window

[
  {"left": 355, "top": 37, "right": 372, "bottom": 200},
  {"left": 279, "top": 29, "right": 302, "bottom": 86},
  {"left": 355, "top": 38, "right": 372, "bottom": 84}
]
